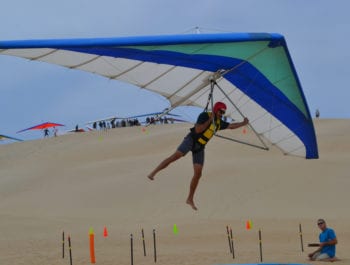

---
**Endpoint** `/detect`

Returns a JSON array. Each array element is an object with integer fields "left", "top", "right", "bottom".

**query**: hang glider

[
  {"left": 127, "top": 110, "right": 181, "bottom": 119},
  {"left": 123, "top": 110, "right": 188, "bottom": 124},
  {"left": 0, "top": 33, "right": 318, "bottom": 158},
  {"left": 0, "top": 134, "right": 23, "bottom": 142},
  {"left": 66, "top": 128, "right": 87, "bottom": 133},
  {"left": 85, "top": 116, "right": 123, "bottom": 125},
  {"left": 17, "top": 122, "right": 65, "bottom": 133},
  {"left": 64, "top": 125, "right": 95, "bottom": 134}
]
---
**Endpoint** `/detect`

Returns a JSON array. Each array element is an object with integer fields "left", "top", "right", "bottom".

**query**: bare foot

[
  {"left": 186, "top": 199, "right": 198, "bottom": 211},
  {"left": 147, "top": 173, "right": 155, "bottom": 180}
]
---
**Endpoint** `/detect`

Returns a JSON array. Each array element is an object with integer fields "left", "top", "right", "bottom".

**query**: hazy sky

[{"left": 1, "top": 0, "right": 349, "bottom": 141}]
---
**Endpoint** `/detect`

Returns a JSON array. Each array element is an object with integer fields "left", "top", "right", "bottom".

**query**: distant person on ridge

[
  {"left": 308, "top": 219, "right": 338, "bottom": 262},
  {"left": 315, "top": 109, "right": 320, "bottom": 118},
  {"left": 53, "top": 127, "right": 58, "bottom": 137},
  {"left": 147, "top": 101, "right": 249, "bottom": 211},
  {"left": 44, "top": 128, "right": 50, "bottom": 138}
]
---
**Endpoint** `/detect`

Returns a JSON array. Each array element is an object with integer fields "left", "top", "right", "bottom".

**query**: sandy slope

[{"left": 0, "top": 119, "right": 349, "bottom": 265}]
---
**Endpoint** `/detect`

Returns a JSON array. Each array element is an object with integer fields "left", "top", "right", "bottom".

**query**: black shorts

[{"left": 177, "top": 133, "right": 205, "bottom": 165}]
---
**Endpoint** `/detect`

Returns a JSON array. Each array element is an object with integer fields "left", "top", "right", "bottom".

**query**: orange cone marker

[
  {"left": 103, "top": 226, "right": 108, "bottom": 237},
  {"left": 246, "top": 220, "right": 252, "bottom": 230}
]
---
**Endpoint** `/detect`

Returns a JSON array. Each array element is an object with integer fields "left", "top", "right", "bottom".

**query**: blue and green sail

[{"left": 0, "top": 33, "right": 318, "bottom": 158}]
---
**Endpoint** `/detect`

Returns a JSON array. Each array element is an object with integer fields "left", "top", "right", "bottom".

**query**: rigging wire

[
  {"left": 205, "top": 79, "right": 269, "bottom": 151},
  {"left": 213, "top": 80, "right": 269, "bottom": 150}
]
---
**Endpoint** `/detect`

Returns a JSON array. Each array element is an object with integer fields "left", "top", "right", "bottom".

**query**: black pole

[
  {"left": 299, "top": 223, "right": 304, "bottom": 252},
  {"left": 153, "top": 229, "right": 157, "bottom": 263},
  {"left": 62, "top": 230, "right": 65, "bottom": 259},
  {"left": 230, "top": 228, "right": 235, "bottom": 259},
  {"left": 142, "top": 228, "right": 146, "bottom": 256},
  {"left": 258, "top": 229, "right": 263, "bottom": 262},
  {"left": 226, "top": 226, "right": 232, "bottom": 253},
  {"left": 68, "top": 235, "right": 73, "bottom": 265},
  {"left": 130, "top": 234, "right": 134, "bottom": 265}
]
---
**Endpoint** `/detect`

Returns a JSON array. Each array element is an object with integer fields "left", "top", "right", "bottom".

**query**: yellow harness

[{"left": 197, "top": 112, "right": 221, "bottom": 145}]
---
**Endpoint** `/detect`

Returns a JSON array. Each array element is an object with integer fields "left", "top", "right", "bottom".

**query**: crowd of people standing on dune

[
  {"left": 41, "top": 116, "right": 176, "bottom": 138},
  {"left": 92, "top": 116, "right": 174, "bottom": 131},
  {"left": 92, "top": 118, "right": 141, "bottom": 130}
]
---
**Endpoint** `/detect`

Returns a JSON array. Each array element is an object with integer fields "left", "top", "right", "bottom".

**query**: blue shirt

[{"left": 319, "top": 228, "right": 336, "bottom": 257}]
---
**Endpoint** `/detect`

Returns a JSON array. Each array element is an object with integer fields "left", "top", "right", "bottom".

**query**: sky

[{"left": 1, "top": 0, "right": 349, "bottom": 142}]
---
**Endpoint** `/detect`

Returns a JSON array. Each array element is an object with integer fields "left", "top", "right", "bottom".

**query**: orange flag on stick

[{"left": 89, "top": 227, "right": 96, "bottom": 263}]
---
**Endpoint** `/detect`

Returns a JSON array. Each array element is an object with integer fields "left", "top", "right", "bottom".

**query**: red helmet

[{"left": 213, "top": 102, "right": 227, "bottom": 113}]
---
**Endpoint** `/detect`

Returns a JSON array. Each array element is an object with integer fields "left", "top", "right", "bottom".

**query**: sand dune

[{"left": 0, "top": 119, "right": 349, "bottom": 265}]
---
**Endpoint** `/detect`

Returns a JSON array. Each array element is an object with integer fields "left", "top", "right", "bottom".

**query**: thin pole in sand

[
  {"left": 226, "top": 226, "right": 232, "bottom": 253},
  {"left": 89, "top": 228, "right": 96, "bottom": 264},
  {"left": 258, "top": 229, "right": 263, "bottom": 262},
  {"left": 299, "top": 223, "right": 304, "bottom": 252},
  {"left": 130, "top": 234, "right": 134, "bottom": 265},
  {"left": 142, "top": 228, "right": 146, "bottom": 256},
  {"left": 62, "top": 230, "right": 65, "bottom": 259},
  {"left": 230, "top": 227, "right": 235, "bottom": 259},
  {"left": 153, "top": 229, "right": 157, "bottom": 263},
  {"left": 68, "top": 234, "right": 73, "bottom": 265}
]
